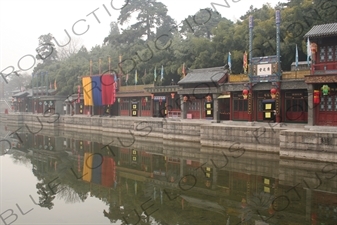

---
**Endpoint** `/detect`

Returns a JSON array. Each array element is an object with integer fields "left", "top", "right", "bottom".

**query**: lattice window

[
  {"left": 320, "top": 46, "right": 326, "bottom": 62},
  {"left": 286, "top": 99, "right": 291, "bottom": 111},
  {"left": 327, "top": 96, "right": 332, "bottom": 111},
  {"left": 327, "top": 46, "right": 333, "bottom": 61},
  {"left": 320, "top": 97, "right": 325, "bottom": 111},
  {"left": 258, "top": 99, "right": 263, "bottom": 111},
  {"left": 234, "top": 100, "right": 239, "bottom": 111}
]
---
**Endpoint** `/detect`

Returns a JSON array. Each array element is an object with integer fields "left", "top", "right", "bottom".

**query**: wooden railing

[
  {"left": 229, "top": 70, "right": 310, "bottom": 83},
  {"left": 282, "top": 70, "right": 309, "bottom": 80},
  {"left": 229, "top": 74, "right": 249, "bottom": 83},
  {"left": 168, "top": 111, "right": 181, "bottom": 118},
  {"left": 312, "top": 62, "right": 337, "bottom": 75}
]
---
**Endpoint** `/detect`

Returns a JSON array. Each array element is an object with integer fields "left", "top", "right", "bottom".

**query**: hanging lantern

[
  {"left": 242, "top": 89, "right": 249, "bottom": 100},
  {"left": 311, "top": 42, "right": 317, "bottom": 54},
  {"left": 145, "top": 97, "right": 148, "bottom": 102},
  {"left": 270, "top": 88, "right": 277, "bottom": 99},
  {"left": 313, "top": 90, "right": 320, "bottom": 104},
  {"left": 206, "top": 95, "right": 212, "bottom": 102},
  {"left": 151, "top": 94, "right": 154, "bottom": 99},
  {"left": 171, "top": 92, "right": 175, "bottom": 99},
  {"left": 117, "top": 98, "right": 120, "bottom": 103},
  {"left": 321, "top": 85, "right": 330, "bottom": 96}
]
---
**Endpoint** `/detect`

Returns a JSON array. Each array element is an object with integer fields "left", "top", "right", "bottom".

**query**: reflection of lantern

[
  {"left": 314, "top": 90, "right": 320, "bottom": 104},
  {"left": 270, "top": 88, "right": 277, "bottom": 99},
  {"left": 242, "top": 89, "right": 249, "bottom": 100},
  {"left": 183, "top": 95, "right": 188, "bottom": 102},
  {"left": 171, "top": 93, "right": 175, "bottom": 99}
]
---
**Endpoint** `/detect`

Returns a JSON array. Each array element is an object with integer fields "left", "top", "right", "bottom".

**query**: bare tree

[{"left": 57, "top": 37, "right": 83, "bottom": 60}]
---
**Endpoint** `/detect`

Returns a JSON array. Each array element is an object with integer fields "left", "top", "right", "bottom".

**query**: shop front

[
  {"left": 314, "top": 84, "right": 337, "bottom": 126},
  {"left": 283, "top": 90, "right": 308, "bottom": 123},
  {"left": 232, "top": 91, "right": 249, "bottom": 121}
]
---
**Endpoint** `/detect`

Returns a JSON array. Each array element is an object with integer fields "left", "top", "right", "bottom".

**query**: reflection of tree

[
  {"left": 56, "top": 185, "right": 83, "bottom": 204},
  {"left": 240, "top": 192, "right": 275, "bottom": 223},
  {"left": 36, "top": 180, "right": 56, "bottom": 210},
  {"left": 10, "top": 151, "right": 31, "bottom": 166}
]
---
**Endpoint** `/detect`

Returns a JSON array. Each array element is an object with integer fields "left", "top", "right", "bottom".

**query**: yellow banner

[{"left": 82, "top": 77, "right": 93, "bottom": 106}]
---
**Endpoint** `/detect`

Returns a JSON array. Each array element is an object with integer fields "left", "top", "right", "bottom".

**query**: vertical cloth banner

[
  {"left": 228, "top": 52, "right": 232, "bottom": 70},
  {"left": 307, "top": 37, "right": 311, "bottom": 66},
  {"left": 82, "top": 77, "right": 93, "bottom": 106},
  {"left": 295, "top": 44, "right": 299, "bottom": 69},
  {"left": 101, "top": 74, "right": 116, "bottom": 105},
  {"left": 243, "top": 51, "right": 248, "bottom": 73},
  {"left": 91, "top": 76, "right": 102, "bottom": 106},
  {"left": 160, "top": 65, "right": 164, "bottom": 81}
]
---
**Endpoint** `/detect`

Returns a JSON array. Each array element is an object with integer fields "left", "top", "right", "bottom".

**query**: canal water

[{"left": 1, "top": 124, "right": 337, "bottom": 225}]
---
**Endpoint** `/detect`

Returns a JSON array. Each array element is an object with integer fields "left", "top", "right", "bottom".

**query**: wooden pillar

[
  {"left": 307, "top": 84, "right": 314, "bottom": 126},
  {"left": 212, "top": 93, "right": 219, "bottom": 121},
  {"left": 180, "top": 95, "right": 187, "bottom": 119}
]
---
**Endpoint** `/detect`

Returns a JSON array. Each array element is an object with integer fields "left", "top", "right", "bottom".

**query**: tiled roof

[
  {"left": 178, "top": 66, "right": 228, "bottom": 85},
  {"left": 304, "top": 23, "right": 337, "bottom": 38},
  {"left": 12, "top": 91, "right": 29, "bottom": 97}
]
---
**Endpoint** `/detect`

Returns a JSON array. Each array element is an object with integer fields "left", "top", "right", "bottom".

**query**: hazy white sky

[{"left": 0, "top": 0, "right": 287, "bottom": 75}]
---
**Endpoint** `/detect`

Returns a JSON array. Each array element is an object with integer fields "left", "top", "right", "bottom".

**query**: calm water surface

[{"left": 1, "top": 125, "right": 337, "bottom": 225}]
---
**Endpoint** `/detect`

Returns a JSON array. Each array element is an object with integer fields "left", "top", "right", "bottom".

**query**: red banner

[{"left": 101, "top": 74, "right": 116, "bottom": 105}]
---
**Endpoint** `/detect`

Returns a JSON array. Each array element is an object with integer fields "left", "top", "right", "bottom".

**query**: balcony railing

[
  {"left": 282, "top": 70, "right": 309, "bottom": 80},
  {"left": 229, "top": 74, "right": 249, "bottom": 83},
  {"left": 312, "top": 62, "right": 337, "bottom": 75}
]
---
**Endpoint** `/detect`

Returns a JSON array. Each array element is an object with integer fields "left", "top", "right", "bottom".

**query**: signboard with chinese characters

[
  {"left": 154, "top": 96, "right": 166, "bottom": 101},
  {"left": 257, "top": 64, "right": 272, "bottom": 76}
]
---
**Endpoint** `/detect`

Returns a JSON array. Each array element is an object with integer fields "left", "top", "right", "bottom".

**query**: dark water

[{"left": 1, "top": 124, "right": 337, "bottom": 225}]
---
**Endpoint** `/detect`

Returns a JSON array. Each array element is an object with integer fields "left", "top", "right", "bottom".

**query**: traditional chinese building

[
  {"left": 145, "top": 84, "right": 180, "bottom": 118},
  {"left": 304, "top": 22, "right": 337, "bottom": 126},
  {"left": 11, "top": 87, "right": 65, "bottom": 115},
  {"left": 177, "top": 66, "right": 229, "bottom": 120}
]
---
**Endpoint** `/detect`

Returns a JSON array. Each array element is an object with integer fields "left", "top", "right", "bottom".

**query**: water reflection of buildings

[{"left": 8, "top": 130, "right": 337, "bottom": 224}]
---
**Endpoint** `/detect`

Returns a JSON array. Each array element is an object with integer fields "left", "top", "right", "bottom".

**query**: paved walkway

[{"left": 2, "top": 113, "right": 337, "bottom": 133}]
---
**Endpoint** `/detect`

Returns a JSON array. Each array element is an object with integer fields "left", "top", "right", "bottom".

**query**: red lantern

[
  {"left": 313, "top": 90, "right": 320, "bottom": 104},
  {"left": 270, "top": 88, "right": 277, "bottom": 99},
  {"left": 183, "top": 95, "right": 188, "bottom": 102},
  {"left": 206, "top": 95, "right": 212, "bottom": 102},
  {"left": 242, "top": 89, "right": 249, "bottom": 100}
]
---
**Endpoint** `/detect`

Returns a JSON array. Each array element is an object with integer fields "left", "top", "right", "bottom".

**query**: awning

[{"left": 218, "top": 95, "right": 230, "bottom": 99}]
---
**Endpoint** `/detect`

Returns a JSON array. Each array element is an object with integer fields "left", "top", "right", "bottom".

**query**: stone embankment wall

[
  {"left": 280, "top": 130, "right": 337, "bottom": 162},
  {"left": 2, "top": 113, "right": 337, "bottom": 162}
]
